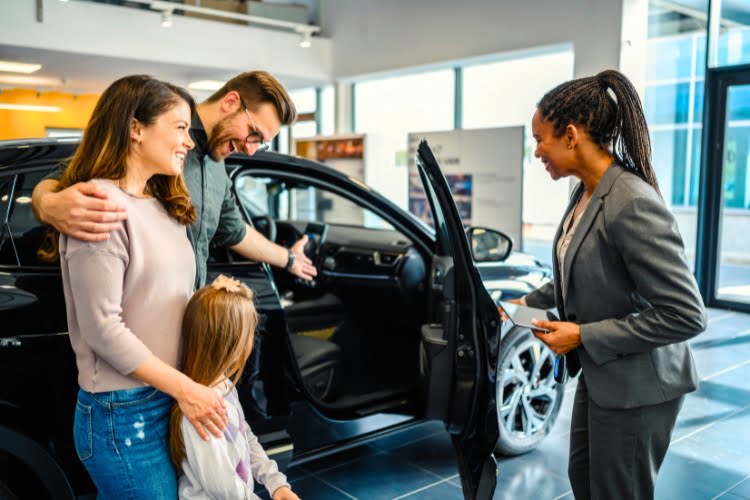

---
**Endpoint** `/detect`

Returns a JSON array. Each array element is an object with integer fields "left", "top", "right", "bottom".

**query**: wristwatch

[{"left": 285, "top": 249, "right": 295, "bottom": 272}]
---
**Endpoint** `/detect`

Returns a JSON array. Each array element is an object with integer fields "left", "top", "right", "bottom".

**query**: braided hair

[{"left": 537, "top": 69, "right": 660, "bottom": 195}]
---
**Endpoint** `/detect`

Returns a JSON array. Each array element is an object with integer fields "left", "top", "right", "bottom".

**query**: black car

[{"left": 0, "top": 138, "right": 562, "bottom": 499}]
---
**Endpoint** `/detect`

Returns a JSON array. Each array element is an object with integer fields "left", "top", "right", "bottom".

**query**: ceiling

[
  {"left": 0, "top": 0, "right": 746, "bottom": 97},
  {"left": 0, "top": 44, "right": 321, "bottom": 97}
]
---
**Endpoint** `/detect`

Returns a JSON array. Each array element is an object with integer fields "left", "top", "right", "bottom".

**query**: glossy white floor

[{"left": 255, "top": 307, "right": 750, "bottom": 499}]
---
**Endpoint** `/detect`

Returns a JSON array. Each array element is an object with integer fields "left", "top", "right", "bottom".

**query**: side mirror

[{"left": 466, "top": 227, "right": 513, "bottom": 263}]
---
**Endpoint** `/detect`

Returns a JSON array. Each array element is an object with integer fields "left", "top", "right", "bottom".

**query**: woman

[
  {"left": 43, "top": 75, "right": 228, "bottom": 498},
  {"left": 518, "top": 69, "right": 706, "bottom": 499}
]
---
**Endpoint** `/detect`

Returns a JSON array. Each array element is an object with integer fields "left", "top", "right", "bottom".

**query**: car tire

[{"left": 494, "top": 326, "right": 565, "bottom": 456}]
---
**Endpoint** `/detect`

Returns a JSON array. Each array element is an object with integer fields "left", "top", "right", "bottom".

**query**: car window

[
  {"left": 0, "top": 175, "right": 15, "bottom": 265},
  {"left": 0, "top": 170, "right": 57, "bottom": 267},
  {"left": 235, "top": 175, "right": 395, "bottom": 231}
]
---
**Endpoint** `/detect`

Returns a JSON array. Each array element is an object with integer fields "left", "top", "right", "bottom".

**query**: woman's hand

[
  {"left": 177, "top": 381, "right": 228, "bottom": 441},
  {"left": 272, "top": 486, "right": 300, "bottom": 500},
  {"left": 530, "top": 319, "right": 582, "bottom": 355}
]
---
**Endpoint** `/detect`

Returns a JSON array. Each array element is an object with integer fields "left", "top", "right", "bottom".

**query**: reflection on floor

[{"left": 255, "top": 308, "right": 750, "bottom": 499}]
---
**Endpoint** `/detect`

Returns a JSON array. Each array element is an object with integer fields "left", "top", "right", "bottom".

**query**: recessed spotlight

[
  {"left": 299, "top": 31, "right": 312, "bottom": 48},
  {"left": 161, "top": 8, "right": 173, "bottom": 28}
]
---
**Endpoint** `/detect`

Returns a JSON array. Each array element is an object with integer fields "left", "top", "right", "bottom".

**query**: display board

[
  {"left": 293, "top": 134, "right": 368, "bottom": 226},
  {"left": 407, "top": 127, "right": 524, "bottom": 246},
  {"left": 294, "top": 134, "right": 366, "bottom": 181}
]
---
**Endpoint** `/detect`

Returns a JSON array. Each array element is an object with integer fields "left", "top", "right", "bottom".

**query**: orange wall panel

[{"left": 0, "top": 89, "right": 100, "bottom": 140}]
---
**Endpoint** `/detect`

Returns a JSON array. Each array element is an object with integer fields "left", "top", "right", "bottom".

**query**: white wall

[
  {"left": 0, "top": 0, "right": 332, "bottom": 89},
  {"left": 319, "top": 0, "right": 626, "bottom": 80}
]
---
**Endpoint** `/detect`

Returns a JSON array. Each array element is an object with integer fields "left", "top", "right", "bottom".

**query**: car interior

[{"left": 232, "top": 173, "right": 431, "bottom": 415}]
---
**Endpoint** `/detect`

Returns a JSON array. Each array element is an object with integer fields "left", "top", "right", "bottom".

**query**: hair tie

[{"left": 210, "top": 274, "right": 245, "bottom": 294}]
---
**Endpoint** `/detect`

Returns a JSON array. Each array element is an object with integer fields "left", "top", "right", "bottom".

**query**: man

[{"left": 32, "top": 71, "right": 317, "bottom": 287}]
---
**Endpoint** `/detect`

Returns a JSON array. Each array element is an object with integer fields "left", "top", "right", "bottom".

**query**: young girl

[{"left": 171, "top": 275, "right": 300, "bottom": 500}]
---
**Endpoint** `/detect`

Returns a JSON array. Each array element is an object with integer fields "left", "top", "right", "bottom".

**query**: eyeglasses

[{"left": 240, "top": 97, "right": 270, "bottom": 153}]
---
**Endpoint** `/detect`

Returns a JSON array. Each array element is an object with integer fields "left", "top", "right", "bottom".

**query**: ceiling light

[
  {"left": 0, "top": 60, "right": 42, "bottom": 74},
  {"left": 160, "top": 8, "right": 173, "bottom": 28},
  {"left": 0, "top": 103, "right": 63, "bottom": 112},
  {"left": 188, "top": 80, "right": 224, "bottom": 91},
  {"left": 298, "top": 30, "right": 312, "bottom": 48},
  {"left": 0, "top": 75, "right": 64, "bottom": 87}
]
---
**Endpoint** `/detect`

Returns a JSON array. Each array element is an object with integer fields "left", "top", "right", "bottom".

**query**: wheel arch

[{"left": 0, "top": 425, "right": 75, "bottom": 500}]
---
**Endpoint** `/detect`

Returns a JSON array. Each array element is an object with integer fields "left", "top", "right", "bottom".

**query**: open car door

[{"left": 416, "top": 140, "right": 501, "bottom": 499}]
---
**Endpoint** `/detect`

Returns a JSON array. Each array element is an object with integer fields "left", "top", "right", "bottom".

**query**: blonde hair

[{"left": 169, "top": 275, "right": 259, "bottom": 470}]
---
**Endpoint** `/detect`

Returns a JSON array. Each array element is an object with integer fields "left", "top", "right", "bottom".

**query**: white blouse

[{"left": 178, "top": 380, "right": 289, "bottom": 500}]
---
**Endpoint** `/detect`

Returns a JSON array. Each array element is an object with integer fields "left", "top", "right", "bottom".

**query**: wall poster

[{"left": 407, "top": 127, "right": 524, "bottom": 246}]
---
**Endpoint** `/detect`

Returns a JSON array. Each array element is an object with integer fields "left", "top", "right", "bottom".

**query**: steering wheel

[{"left": 251, "top": 215, "right": 277, "bottom": 243}]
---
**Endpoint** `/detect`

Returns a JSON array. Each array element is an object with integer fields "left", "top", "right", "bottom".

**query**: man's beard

[{"left": 205, "top": 114, "right": 237, "bottom": 162}]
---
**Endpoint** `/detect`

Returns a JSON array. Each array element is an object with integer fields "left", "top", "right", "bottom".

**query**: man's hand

[
  {"left": 37, "top": 181, "right": 127, "bottom": 241},
  {"left": 531, "top": 319, "right": 582, "bottom": 355},
  {"left": 289, "top": 235, "right": 318, "bottom": 281},
  {"left": 272, "top": 486, "right": 300, "bottom": 500}
]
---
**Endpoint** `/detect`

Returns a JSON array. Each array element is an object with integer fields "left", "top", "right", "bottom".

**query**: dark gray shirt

[
  {"left": 184, "top": 115, "right": 247, "bottom": 288},
  {"left": 46, "top": 114, "right": 247, "bottom": 289}
]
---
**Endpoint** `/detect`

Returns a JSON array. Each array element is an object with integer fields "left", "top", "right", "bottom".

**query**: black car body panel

[{"left": 0, "top": 139, "right": 552, "bottom": 498}]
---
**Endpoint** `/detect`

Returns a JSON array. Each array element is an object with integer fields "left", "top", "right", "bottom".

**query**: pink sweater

[{"left": 60, "top": 179, "right": 195, "bottom": 392}]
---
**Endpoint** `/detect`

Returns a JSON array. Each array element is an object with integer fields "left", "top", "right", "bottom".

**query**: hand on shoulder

[{"left": 41, "top": 180, "right": 127, "bottom": 241}]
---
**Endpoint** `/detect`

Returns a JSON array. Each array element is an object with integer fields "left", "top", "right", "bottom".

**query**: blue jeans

[{"left": 73, "top": 386, "right": 177, "bottom": 500}]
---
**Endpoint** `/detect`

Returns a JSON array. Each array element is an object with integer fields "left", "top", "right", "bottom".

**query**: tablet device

[{"left": 499, "top": 301, "right": 557, "bottom": 333}]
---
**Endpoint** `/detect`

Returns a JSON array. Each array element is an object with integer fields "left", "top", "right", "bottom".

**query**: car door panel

[{"left": 416, "top": 140, "right": 500, "bottom": 499}]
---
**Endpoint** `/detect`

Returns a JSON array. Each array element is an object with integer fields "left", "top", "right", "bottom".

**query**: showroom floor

[{"left": 255, "top": 307, "right": 750, "bottom": 500}]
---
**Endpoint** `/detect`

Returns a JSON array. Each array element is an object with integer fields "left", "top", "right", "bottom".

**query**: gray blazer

[{"left": 525, "top": 164, "right": 707, "bottom": 409}]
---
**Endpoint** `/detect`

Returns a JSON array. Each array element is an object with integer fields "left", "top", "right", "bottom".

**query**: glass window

[
  {"left": 728, "top": 84, "right": 750, "bottom": 121},
  {"left": 319, "top": 85, "right": 335, "bottom": 136},
  {"left": 0, "top": 175, "right": 15, "bottom": 265},
  {"left": 462, "top": 48, "right": 574, "bottom": 265},
  {"left": 644, "top": 0, "right": 709, "bottom": 267},
  {"left": 693, "top": 81, "right": 705, "bottom": 123},
  {"left": 288, "top": 88, "right": 316, "bottom": 114},
  {"left": 291, "top": 121, "right": 317, "bottom": 140},
  {"left": 644, "top": 83, "right": 691, "bottom": 124},
  {"left": 696, "top": 34, "right": 707, "bottom": 78},
  {"left": 2, "top": 170, "right": 56, "bottom": 266},
  {"left": 652, "top": 129, "right": 688, "bottom": 206},
  {"left": 280, "top": 86, "right": 335, "bottom": 152},
  {"left": 235, "top": 175, "right": 395, "bottom": 231},
  {"left": 689, "top": 128, "right": 703, "bottom": 206},
  {"left": 646, "top": 36, "right": 694, "bottom": 81},
  {"left": 722, "top": 124, "right": 750, "bottom": 209},
  {"left": 354, "top": 69, "right": 455, "bottom": 211},
  {"left": 708, "top": 1, "right": 750, "bottom": 68}
]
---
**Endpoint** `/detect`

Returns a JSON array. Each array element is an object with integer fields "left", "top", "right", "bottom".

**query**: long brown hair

[
  {"left": 169, "top": 275, "right": 259, "bottom": 470},
  {"left": 206, "top": 71, "right": 297, "bottom": 125},
  {"left": 39, "top": 75, "right": 197, "bottom": 261},
  {"left": 537, "top": 69, "right": 660, "bottom": 195}
]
